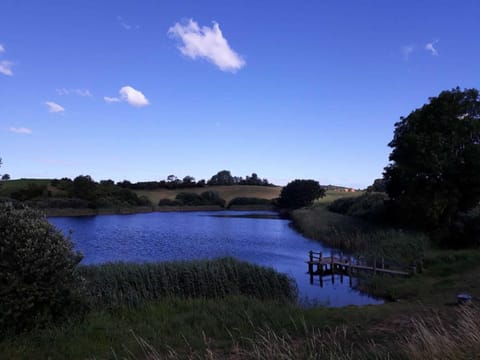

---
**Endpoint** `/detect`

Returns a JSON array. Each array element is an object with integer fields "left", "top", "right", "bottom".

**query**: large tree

[
  {"left": 384, "top": 88, "right": 480, "bottom": 243},
  {"left": 278, "top": 179, "right": 325, "bottom": 209},
  {"left": 208, "top": 170, "right": 235, "bottom": 186}
]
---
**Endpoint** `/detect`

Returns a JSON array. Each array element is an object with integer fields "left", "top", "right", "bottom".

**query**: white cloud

[
  {"left": 0, "top": 60, "right": 14, "bottom": 76},
  {"left": 425, "top": 41, "right": 439, "bottom": 56},
  {"left": 0, "top": 44, "right": 4, "bottom": 53},
  {"left": 168, "top": 19, "right": 245, "bottom": 72},
  {"left": 9, "top": 126, "right": 32, "bottom": 134},
  {"left": 119, "top": 86, "right": 149, "bottom": 107},
  {"left": 117, "top": 16, "right": 139, "bottom": 31},
  {"left": 401, "top": 45, "right": 414, "bottom": 61},
  {"left": 57, "top": 88, "right": 92, "bottom": 97},
  {"left": 45, "top": 101, "right": 65, "bottom": 113},
  {"left": 104, "top": 96, "right": 121, "bottom": 104}
]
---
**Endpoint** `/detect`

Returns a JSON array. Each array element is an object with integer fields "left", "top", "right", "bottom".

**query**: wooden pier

[{"left": 306, "top": 251, "right": 411, "bottom": 287}]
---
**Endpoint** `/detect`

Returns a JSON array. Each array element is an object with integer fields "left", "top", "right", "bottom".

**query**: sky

[{"left": 1, "top": 0, "right": 479, "bottom": 188}]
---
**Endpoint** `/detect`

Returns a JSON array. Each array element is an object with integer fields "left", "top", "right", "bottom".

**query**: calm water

[{"left": 49, "top": 211, "right": 382, "bottom": 307}]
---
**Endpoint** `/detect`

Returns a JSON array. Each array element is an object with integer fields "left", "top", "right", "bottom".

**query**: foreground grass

[
  {"left": 2, "top": 297, "right": 479, "bottom": 359},
  {"left": 0, "top": 296, "right": 411, "bottom": 359}
]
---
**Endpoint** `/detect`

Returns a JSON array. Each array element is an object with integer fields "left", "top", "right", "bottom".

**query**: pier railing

[{"left": 306, "top": 250, "right": 415, "bottom": 287}]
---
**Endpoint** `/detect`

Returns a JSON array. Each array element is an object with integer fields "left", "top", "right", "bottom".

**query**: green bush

[
  {"left": 0, "top": 203, "right": 85, "bottom": 335},
  {"left": 199, "top": 191, "right": 226, "bottom": 207},
  {"left": 328, "top": 193, "right": 388, "bottom": 222},
  {"left": 158, "top": 198, "right": 181, "bottom": 206},
  {"left": 278, "top": 179, "right": 325, "bottom": 209},
  {"left": 174, "top": 191, "right": 225, "bottom": 207},
  {"left": 228, "top": 197, "right": 272, "bottom": 207}
]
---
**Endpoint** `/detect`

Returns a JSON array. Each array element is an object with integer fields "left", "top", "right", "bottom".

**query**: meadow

[{"left": 135, "top": 184, "right": 282, "bottom": 206}]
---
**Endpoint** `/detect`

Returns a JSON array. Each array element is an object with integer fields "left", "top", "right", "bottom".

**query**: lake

[{"left": 49, "top": 210, "right": 382, "bottom": 307}]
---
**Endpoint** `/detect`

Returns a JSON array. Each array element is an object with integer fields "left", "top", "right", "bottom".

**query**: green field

[
  {"left": 0, "top": 178, "right": 53, "bottom": 195},
  {"left": 315, "top": 189, "right": 365, "bottom": 204},
  {"left": 135, "top": 185, "right": 282, "bottom": 206}
]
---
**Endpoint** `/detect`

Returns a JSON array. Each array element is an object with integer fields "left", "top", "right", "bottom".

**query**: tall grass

[
  {"left": 403, "top": 305, "right": 480, "bottom": 359},
  {"left": 79, "top": 258, "right": 297, "bottom": 308},
  {"left": 114, "top": 320, "right": 389, "bottom": 359},
  {"left": 292, "top": 205, "right": 427, "bottom": 268},
  {"left": 100, "top": 305, "right": 480, "bottom": 360}
]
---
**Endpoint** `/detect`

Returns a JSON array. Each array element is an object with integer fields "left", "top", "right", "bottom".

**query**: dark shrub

[
  {"left": 174, "top": 192, "right": 226, "bottom": 207},
  {"left": 278, "top": 179, "right": 325, "bottom": 209},
  {"left": 229, "top": 197, "right": 272, "bottom": 207},
  {"left": 0, "top": 204, "right": 85, "bottom": 335},
  {"left": 328, "top": 193, "right": 388, "bottom": 222},
  {"left": 10, "top": 183, "right": 46, "bottom": 201},
  {"left": 175, "top": 192, "right": 203, "bottom": 205},
  {"left": 327, "top": 197, "right": 357, "bottom": 215},
  {"left": 200, "top": 191, "right": 226, "bottom": 207},
  {"left": 158, "top": 198, "right": 181, "bottom": 206}
]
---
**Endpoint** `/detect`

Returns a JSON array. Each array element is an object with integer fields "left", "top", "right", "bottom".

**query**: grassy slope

[
  {"left": 1, "top": 179, "right": 282, "bottom": 212},
  {"left": 0, "top": 178, "right": 52, "bottom": 195},
  {"left": 135, "top": 185, "right": 282, "bottom": 205}
]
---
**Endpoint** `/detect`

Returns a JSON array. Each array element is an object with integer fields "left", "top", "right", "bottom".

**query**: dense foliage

[
  {"left": 278, "top": 179, "right": 325, "bottom": 209},
  {"left": 0, "top": 204, "right": 84, "bottom": 335},
  {"left": 79, "top": 258, "right": 297, "bottom": 308},
  {"left": 384, "top": 88, "right": 480, "bottom": 246},
  {"left": 117, "top": 170, "right": 273, "bottom": 190},
  {"left": 328, "top": 193, "right": 388, "bottom": 222},
  {"left": 207, "top": 170, "right": 272, "bottom": 186},
  {"left": 50, "top": 175, "right": 151, "bottom": 208},
  {"left": 174, "top": 191, "right": 226, "bottom": 207},
  {"left": 228, "top": 197, "right": 273, "bottom": 207}
]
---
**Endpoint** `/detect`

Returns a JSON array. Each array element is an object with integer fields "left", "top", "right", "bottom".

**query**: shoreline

[{"left": 46, "top": 204, "right": 276, "bottom": 217}]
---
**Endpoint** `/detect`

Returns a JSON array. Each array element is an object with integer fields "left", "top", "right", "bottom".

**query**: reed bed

[
  {"left": 291, "top": 205, "right": 426, "bottom": 267},
  {"left": 79, "top": 258, "right": 297, "bottom": 308}
]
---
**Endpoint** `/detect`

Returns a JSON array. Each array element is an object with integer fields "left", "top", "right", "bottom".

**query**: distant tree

[
  {"left": 116, "top": 180, "right": 132, "bottom": 188},
  {"left": 366, "top": 178, "right": 386, "bottom": 193},
  {"left": 99, "top": 179, "right": 115, "bottom": 187},
  {"left": 1, "top": 174, "right": 9, "bottom": 180},
  {"left": 208, "top": 170, "right": 235, "bottom": 186},
  {"left": 278, "top": 179, "right": 325, "bottom": 209},
  {"left": 182, "top": 175, "right": 195, "bottom": 185},
  {"left": 167, "top": 175, "right": 178, "bottom": 183},
  {"left": 384, "top": 88, "right": 480, "bottom": 245},
  {"left": 71, "top": 175, "right": 97, "bottom": 201}
]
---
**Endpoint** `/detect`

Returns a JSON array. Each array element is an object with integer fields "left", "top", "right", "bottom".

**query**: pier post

[{"left": 308, "top": 250, "right": 313, "bottom": 274}]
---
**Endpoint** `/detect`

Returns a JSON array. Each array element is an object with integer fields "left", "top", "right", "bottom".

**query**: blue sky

[{"left": 1, "top": 0, "right": 479, "bottom": 188}]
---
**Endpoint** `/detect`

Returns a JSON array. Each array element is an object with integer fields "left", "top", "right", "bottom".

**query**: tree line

[{"left": 117, "top": 170, "right": 273, "bottom": 190}]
